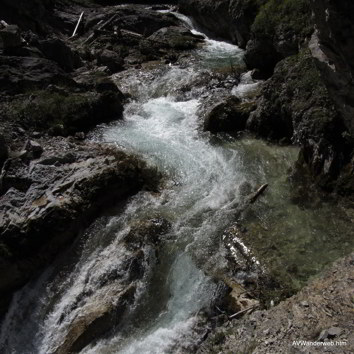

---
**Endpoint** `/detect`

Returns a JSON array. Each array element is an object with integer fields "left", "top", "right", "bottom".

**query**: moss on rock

[{"left": 4, "top": 88, "right": 124, "bottom": 136}]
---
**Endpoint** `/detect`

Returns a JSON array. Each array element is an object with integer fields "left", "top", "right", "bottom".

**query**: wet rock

[
  {"left": 56, "top": 285, "right": 137, "bottom": 354},
  {"left": 204, "top": 96, "right": 255, "bottom": 134},
  {"left": 0, "top": 138, "right": 161, "bottom": 315},
  {"left": 125, "top": 218, "right": 171, "bottom": 247},
  {"left": 74, "top": 132, "right": 85, "bottom": 140},
  {"left": 49, "top": 215, "right": 170, "bottom": 353}
]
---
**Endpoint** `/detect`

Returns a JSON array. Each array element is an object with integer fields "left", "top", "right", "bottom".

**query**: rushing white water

[
  {"left": 1, "top": 9, "right": 352, "bottom": 354},
  {"left": 231, "top": 71, "right": 260, "bottom": 98},
  {"left": 0, "top": 13, "right": 249, "bottom": 354}
]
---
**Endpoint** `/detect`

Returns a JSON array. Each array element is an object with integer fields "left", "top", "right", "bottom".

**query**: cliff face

[
  {"left": 306, "top": 0, "right": 354, "bottom": 195},
  {"left": 310, "top": 0, "right": 354, "bottom": 141},
  {"left": 180, "top": 0, "right": 354, "bottom": 198}
]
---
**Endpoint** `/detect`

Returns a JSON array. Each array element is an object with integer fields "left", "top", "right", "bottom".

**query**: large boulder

[
  {"left": 1, "top": 73, "right": 124, "bottom": 136},
  {"left": 244, "top": 38, "right": 281, "bottom": 79},
  {"left": 247, "top": 49, "right": 353, "bottom": 194},
  {"left": 0, "top": 138, "right": 161, "bottom": 315},
  {"left": 204, "top": 96, "right": 255, "bottom": 134},
  {"left": 147, "top": 26, "right": 204, "bottom": 50}
]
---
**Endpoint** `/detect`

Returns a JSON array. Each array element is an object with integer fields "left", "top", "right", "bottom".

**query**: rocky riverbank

[
  {"left": 198, "top": 252, "right": 354, "bottom": 353},
  {"left": 0, "top": 0, "right": 203, "bottom": 316}
]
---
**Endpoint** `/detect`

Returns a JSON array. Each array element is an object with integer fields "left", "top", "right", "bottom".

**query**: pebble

[{"left": 327, "top": 327, "right": 342, "bottom": 338}]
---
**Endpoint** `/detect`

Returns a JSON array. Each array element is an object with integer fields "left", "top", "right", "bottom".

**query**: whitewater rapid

[{"left": 0, "top": 11, "right": 255, "bottom": 354}]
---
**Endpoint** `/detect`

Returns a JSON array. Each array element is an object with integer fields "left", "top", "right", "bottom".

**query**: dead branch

[
  {"left": 72, "top": 12, "right": 84, "bottom": 38},
  {"left": 228, "top": 305, "right": 258, "bottom": 320}
]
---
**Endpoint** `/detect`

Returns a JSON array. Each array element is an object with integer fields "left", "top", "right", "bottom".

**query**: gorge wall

[{"left": 180, "top": 0, "right": 354, "bottom": 199}]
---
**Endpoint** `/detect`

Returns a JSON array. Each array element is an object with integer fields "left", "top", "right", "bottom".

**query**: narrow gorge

[{"left": 0, "top": 1, "right": 353, "bottom": 353}]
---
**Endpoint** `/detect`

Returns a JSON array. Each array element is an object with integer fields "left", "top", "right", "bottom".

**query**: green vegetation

[
  {"left": 16, "top": 90, "right": 95, "bottom": 134},
  {"left": 252, "top": 0, "right": 312, "bottom": 38},
  {"left": 4, "top": 88, "right": 121, "bottom": 136}
]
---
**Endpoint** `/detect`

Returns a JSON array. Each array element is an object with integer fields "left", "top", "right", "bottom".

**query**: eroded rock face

[
  {"left": 0, "top": 138, "right": 160, "bottom": 315},
  {"left": 198, "top": 253, "right": 354, "bottom": 353}
]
